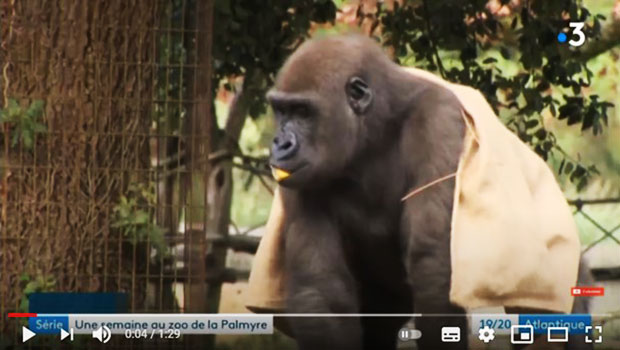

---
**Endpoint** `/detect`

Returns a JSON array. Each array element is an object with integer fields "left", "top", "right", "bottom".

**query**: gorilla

[
  {"left": 267, "top": 34, "right": 465, "bottom": 350},
  {"left": 266, "top": 35, "right": 590, "bottom": 350}
]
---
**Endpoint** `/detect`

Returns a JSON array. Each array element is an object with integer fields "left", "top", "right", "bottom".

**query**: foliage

[
  {"left": 208, "top": 0, "right": 338, "bottom": 229},
  {"left": 217, "top": 1, "right": 618, "bottom": 230},
  {"left": 148, "top": 0, "right": 338, "bottom": 232},
  {"left": 17, "top": 273, "right": 56, "bottom": 313},
  {"left": 223, "top": 100, "right": 274, "bottom": 227},
  {"left": 213, "top": 0, "right": 337, "bottom": 117},
  {"left": 379, "top": 0, "right": 613, "bottom": 190},
  {"left": 153, "top": 0, "right": 188, "bottom": 134},
  {"left": 112, "top": 183, "right": 168, "bottom": 258},
  {"left": 0, "top": 98, "right": 46, "bottom": 150}
]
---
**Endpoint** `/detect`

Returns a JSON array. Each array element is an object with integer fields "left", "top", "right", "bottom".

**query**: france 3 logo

[{"left": 557, "top": 22, "right": 586, "bottom": 47}]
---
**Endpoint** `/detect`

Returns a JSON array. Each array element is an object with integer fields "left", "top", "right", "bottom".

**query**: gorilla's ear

[{"left": 346, "top": 76, "right": 373, "bottom": 115}]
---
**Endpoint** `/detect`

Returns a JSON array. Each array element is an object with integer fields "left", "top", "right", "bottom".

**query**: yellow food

[{"left": 271, "top": 167, "right": 291, "bottom": 181}]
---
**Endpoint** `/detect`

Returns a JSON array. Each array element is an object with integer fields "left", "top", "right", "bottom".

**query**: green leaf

[
  {"left": 8, "top": 98, "right": 19, "bottom": 110},
  {"left": 23, "top": 281, "right": 39, "bottom": 295},
  {"left": 32, "top": 122, "right": 47, "bottom": 133},
  {"left": 534, "top": 128, "right": 547, "bottom": 139},
  {"left": 26, "top": 100, "right": 44, "bottom": 118},
  {"left": 572, "top": 165, "right": 586, "bottom": 178},
  {"left": 134, "top": 211, "right": 150, "bottom": 224},
  {"left": 524, "top": 119, "right": 539, "bottom": 129},
  {"left": 11, "top": 132, "right": 20, "bottom": 147},
  {"left": 576, "top": 176, "right": 588, "bottom": 191},
  {"left": 22, "top": 132, "right": 33, "bottom": 149}
]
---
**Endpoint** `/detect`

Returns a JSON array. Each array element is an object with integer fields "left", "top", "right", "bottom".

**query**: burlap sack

[
  {"left": 246, "top": 187, "right": 288, "bottom": 313},
  {"left": 246, "top": 67, "right": 580, "bottom": 314}
]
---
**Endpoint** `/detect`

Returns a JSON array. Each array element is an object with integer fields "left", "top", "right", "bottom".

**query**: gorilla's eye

[
  {"left": 347, "top": 77, "right": 369, "bottom": 101},
  {"left": 346, "top": 76, "right": 373, "bottom": 115},
  {"left": 291, "top": 104, "right": 309, "bottom": 117}
]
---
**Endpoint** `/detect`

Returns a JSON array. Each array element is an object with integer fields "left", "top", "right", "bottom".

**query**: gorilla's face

[
  {"left": 265, "top": 36, "right": 403, "bottom": 189},
  {"left": 267, "top": 75, "right": 374, "bottom": 189}
]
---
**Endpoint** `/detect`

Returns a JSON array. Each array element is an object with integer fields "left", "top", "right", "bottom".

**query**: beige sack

[
  {"left": 246, "top": 67, "right": 580, "bottom": 314},
  {"left": 246, "top": 188, "right": 288, "bottom": 313}
]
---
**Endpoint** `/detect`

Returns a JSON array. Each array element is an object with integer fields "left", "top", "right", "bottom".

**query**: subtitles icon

[
  {"left": 441, "top": 327, "right": 460, "bottom": 342},
  {"left": 93, "top": 325, "right": 112, "bottom": 343},
  {"left": 511, "top": 325, "right": 534, "bottom": 344}
]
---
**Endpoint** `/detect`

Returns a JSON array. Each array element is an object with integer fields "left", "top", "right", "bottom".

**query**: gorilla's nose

[{"left": 271, "top": 131, "right": 299, "bottom": 161}]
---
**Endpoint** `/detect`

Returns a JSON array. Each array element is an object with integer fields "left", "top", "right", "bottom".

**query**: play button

[{"left": 22, "top": 326, "right": 36, "bottom": 343}]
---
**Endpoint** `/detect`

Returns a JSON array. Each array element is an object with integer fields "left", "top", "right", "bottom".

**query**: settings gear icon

[{"left": 478, "top": 326, "right": 495, "bottom": 343}]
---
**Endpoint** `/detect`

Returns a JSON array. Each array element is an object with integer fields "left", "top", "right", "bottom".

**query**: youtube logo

[{"left": 571, "top": 286, "right": 605, "bottom": 296}]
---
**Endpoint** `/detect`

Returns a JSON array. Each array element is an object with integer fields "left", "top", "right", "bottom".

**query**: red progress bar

[{"left": 8, "top": 313, "right": 37, "bottom": 318}]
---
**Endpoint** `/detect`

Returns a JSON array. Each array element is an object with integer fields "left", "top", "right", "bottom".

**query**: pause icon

[{"left": 398, "top": 328, "right": 422, "bottom": 341}]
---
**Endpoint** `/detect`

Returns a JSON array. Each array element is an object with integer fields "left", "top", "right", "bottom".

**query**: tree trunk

[
  {"left": 177, "top": 0, "right": 216, "bottom": 348},
  {"left": 0, "top": 0, "right": 159, "bottom": 326}
]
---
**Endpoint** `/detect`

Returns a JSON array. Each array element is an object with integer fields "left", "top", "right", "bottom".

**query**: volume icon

[{"left": 93, "top": 325, "right": 112, "bottom": 343}]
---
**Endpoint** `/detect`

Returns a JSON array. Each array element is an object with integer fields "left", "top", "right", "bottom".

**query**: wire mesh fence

[
  {"left": 568, "top": 197, "right": 620, "bottom": 348},
  {"left": 0, "top": 0, "right": 218, "bottom": 347},
  {"left": 570, "top": 198, "right": 620, "bottom": 253},
  {"left": 569, "top": 198, "right": 620, "bottom": 284}
]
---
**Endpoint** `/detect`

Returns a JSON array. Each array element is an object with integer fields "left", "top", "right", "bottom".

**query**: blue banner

[
  {"left": 518, "top": 314, "right": 592, "bottom": 334},
  {"left": 29, "top": 315, "right": 69, "bottom": 334},
  {"left": 29, "top": 292, "right": 128, "bottom": 314}
]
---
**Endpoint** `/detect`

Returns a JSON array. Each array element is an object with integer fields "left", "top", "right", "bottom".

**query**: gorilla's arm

[
  {"left": 282, "top": 189, "right": 363, "bottom": 350},
  {"left": 399, "top": 85, "right": 468, "bottom": 349}
]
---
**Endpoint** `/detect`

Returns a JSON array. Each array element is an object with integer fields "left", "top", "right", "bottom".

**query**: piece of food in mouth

[{"left": 271, "top": 166, "right": 291, "bottom": 181}]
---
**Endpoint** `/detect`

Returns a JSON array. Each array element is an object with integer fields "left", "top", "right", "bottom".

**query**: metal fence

[
  {"left": 569, "top": 198, "right": 620, "bottom": 280},
  {"left": 570, "top": 198, "right": 620, "bottom": 251},
  {"left": 0, "top": 0, "right": 218, "bottom": 347}
]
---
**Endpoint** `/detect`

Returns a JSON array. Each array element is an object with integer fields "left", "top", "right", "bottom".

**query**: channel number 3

[{"left": 569, "top": 22, "right": 586, "bottom": 47}]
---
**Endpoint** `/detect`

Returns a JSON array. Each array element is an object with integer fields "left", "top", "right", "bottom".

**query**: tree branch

[
  {"left": 223, "top": 85, "right": 251, "bottom": 151},
  {"left": 577, "top": 19, "right": 620, "bottom": 62}
]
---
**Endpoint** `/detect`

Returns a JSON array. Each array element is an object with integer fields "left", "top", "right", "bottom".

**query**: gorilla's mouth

[
  {"left": 269, "top": 164, "right": 306, "bottom": 182},
  {"left": 271, "top": 166, "right": 291, "bottom": 181}
]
